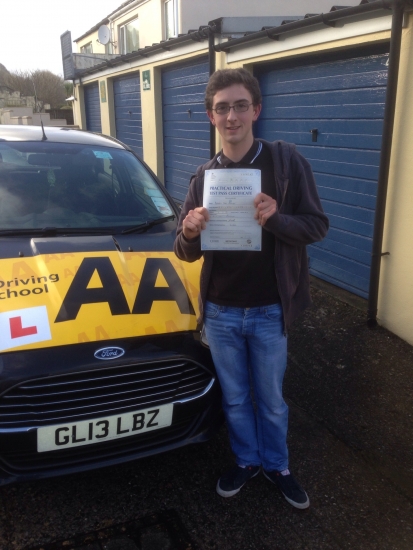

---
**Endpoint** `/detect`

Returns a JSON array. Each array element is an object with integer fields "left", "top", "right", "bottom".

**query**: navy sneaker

[
  {"left": 263, "top": 469, "right": 310, "bottom": 509},
  {"left": 216, "top": 465, "right": 260, "bottom": 497}
]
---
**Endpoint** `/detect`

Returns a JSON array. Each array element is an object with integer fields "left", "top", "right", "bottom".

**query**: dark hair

[{"left": 205, "top": 68, "right": 262, "bottom": 111}]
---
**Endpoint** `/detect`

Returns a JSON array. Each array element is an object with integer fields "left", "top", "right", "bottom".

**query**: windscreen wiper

[
  {"left": 0, "top": 227, "right": 114, "bottom": 237},
  {"left": 120, "top": 215, "right": 175, "bottom": 235},
  {"left": 0, "top": 228, "right": 55, "bottom": 237}
]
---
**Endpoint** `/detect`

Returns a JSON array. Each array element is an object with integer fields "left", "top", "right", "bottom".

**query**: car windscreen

[{"left": 0, "top": 142, "right": 174, "bottom": 231}]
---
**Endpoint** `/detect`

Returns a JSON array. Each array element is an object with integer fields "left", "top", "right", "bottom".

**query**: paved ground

[{"left": 0, "top": 280, "right": 412, "bottom": 550}]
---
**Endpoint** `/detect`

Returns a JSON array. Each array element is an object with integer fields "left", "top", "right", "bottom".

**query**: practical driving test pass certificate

[{"left": 201, "top": 169, "right": 261, "bottom": 251}]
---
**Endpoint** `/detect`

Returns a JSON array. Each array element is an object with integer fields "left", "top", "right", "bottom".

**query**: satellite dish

[{"left": 98, "top": 25, "right": 111, "bottom": 45}]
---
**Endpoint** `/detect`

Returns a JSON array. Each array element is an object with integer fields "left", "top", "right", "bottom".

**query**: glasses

[{"left": 212, "top": 102, "right": 253, "bottom": 115}]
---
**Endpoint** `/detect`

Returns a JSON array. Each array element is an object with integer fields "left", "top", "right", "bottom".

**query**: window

[
  {"left": 80, "top": 42, "right": 93, "bottom": 54},
  {"left": 119, "top": 18, "right": 139, "bottom": 54},
  {"left": 0, "top": 142, "right": 173, "bottom": 230},
  {"left": 164, "top": 0, "right": 177, "bottom": 40}
]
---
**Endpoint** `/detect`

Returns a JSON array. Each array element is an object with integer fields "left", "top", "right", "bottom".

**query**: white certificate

[{"left": 201, "top": 169, "right": 261, "bottom": 251}]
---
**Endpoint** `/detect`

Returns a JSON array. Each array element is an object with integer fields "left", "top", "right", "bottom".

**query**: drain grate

[{"left": 24, "top": 510, "right": 196, "bottom": 550}]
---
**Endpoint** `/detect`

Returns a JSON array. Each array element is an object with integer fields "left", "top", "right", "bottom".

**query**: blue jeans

[{"left": 204, "top": 301, "right": 288, "bottom": 472}]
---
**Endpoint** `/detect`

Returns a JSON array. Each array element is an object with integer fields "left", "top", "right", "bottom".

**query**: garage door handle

[
  {"left": 128, "top": 111, "right": 132, "bottom": 116},
  {"left": 187, "top": 109, "right": 192, "bottom": 118},
  {"left": 310, "top": 128, "right": 318, "bottom": 142}
]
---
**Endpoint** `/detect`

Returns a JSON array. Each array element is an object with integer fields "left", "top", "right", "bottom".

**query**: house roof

[
  {"left": 71, "top": 1, "right": 395, "bottom": 79},
  {"left": 213, "top": 0, "right": 393, "bottom": 52}
]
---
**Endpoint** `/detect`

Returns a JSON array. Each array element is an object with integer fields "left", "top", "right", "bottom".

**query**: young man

[{"left": 174, "top": 69, "right": 328, "bottom": 509}]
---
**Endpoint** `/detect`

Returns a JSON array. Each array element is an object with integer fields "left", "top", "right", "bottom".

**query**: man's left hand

[{"left": 254, "top": 193, "right": 278, "bottom": 226}]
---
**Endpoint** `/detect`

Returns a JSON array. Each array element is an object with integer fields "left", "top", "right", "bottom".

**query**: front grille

[
  {"left": 0, "top": 416, "right": 199, "bottom": 474},
  {"left": 0, "top": 358, "right": 213, "bottom": 429}
]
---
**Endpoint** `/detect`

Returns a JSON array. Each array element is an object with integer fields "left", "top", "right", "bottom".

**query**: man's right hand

[{"left": 182, "top": 207, "right": 209, "bottom": 240}]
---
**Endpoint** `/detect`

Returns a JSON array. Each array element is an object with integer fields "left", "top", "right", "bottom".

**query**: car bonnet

[{"left": 0, "top": 234, "right": 201, "bottom": 354}]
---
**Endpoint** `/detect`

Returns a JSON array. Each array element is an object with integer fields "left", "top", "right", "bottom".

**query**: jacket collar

[{"left": 217, "top": 140, "right": 262, "bottom": 167}]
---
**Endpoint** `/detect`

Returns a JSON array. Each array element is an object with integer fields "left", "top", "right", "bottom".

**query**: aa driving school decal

[{"left": 0, "top": 252, "right": 200, "bottom": 352}]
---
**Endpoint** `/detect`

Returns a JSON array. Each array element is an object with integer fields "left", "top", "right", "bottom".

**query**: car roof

[{"left": 0, "top": 125, "right": 126, "bottom": 149}]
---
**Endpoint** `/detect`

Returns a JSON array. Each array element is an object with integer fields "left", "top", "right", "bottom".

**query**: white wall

[
  {"left": 377, "top": 12, "right": 413, "bottom": 346},
  {"left": 75, "top": 0, "right": 363, "bottom": 54}
]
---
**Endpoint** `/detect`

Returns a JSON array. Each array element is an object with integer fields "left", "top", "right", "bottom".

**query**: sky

[{"left": 1, "top": 0, "right": 121, "bottom": 77}]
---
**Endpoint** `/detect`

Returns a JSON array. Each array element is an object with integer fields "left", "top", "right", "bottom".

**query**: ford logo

[{"left": 94, "top": 347, "right": 125, "bottom": 360}]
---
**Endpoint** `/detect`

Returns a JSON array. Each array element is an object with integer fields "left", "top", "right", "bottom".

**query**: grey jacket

[{"left": 173, "top": 139, "right": 329, "bottom": 331}]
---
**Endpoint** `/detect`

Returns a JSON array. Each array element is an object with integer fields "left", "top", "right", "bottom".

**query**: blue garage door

[
  {"left": 84, "top": 82, "right": 102, "bottom": 133},
  {"left": 113, "top": 73, "right": 143, "bottom": 157},
  {"left": 255, "top": 51, "right": 389, "bottom": 298},
  {"left": 162, "top": 58, "right": 210, "bottom": 202}
]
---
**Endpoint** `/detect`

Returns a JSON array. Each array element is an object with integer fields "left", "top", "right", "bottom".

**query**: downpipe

[
  {"left": 208, "top": 27, "right": 216, "bottom": 159},
  {"left": 367, "top": 0, "right": 407, "bottom": 328}
]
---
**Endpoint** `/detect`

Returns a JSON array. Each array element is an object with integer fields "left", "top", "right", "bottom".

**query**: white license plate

[{"left": 37, "top": 403, "right": 174, "bottom": 453}]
